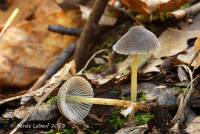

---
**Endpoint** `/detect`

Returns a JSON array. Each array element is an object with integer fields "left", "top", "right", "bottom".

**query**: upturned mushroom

[
  {"left": 57, "top": 76, "right": 140, "bottom": 123},
  {"left": 113, "top": 26, "right": 160, "bottom": 101}
]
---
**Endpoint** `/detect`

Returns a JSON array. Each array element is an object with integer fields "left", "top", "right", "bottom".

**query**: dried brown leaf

[
  {"left": 14, "top": 103, "right": 58, "bottom": 121},
  {"left": 192, "top": 35, "right": 200, "bottom": 68},
  {"left": 0, "top": 10, "right": 82, "bottom": 88},
  {"left": 186, "top": 116, "right": 200, "bottom": 134},
  {"left": 154, "top": 29, "right": 200, "bottom": 58},
  {"left": 120, "top": 0, "right": 189, "bottom": 14}
]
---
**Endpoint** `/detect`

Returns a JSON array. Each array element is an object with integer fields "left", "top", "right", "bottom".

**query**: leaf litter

[{"left": 0, "top": 0, "right": 200, "bottom": 134}]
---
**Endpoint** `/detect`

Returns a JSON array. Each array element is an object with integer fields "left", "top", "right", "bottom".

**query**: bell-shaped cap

[
  {"left": 113, "top": 26, "right": 160, "bottom": 55},
  {"left": 57, "top": 76, "right": 93, "bottom": 123}
]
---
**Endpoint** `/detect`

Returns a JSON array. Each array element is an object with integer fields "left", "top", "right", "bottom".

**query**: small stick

[
  {"left": 171, "top": 65, "right": 194, "bottom": 124},
  {"left": 0, "top": 91, "right": 36, "bottom": 105},
  {"left": 74, "top": 0, "right": 109, "bottom": 70},
  {"left": 48, "top": 25, "right": 82, "bottom": 36},
  {"left": 171, "top": 2, "right": 200, "bottom": 19},
  {"left": 0, "top": 8, "right": 19, "bottom": 37}
]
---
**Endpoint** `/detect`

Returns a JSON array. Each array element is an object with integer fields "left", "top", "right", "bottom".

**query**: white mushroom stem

[
  {"left": 131, "top": 54, "right": 140, "bottom": 101},
  {"left": 66, "top": 95, "right": 135, "bottom": 107}
]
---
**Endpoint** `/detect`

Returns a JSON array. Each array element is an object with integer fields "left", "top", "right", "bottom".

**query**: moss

[
  {"left": 135, "top": 112, "right": 154, "bottom": 125},
  {"left": 44, "top": 129, "right": 55, "bottom": 134},
  {"left": 100, "top": 36, "right": 117, "bottom": 49},
  {"left": 47, "top": 96, "right": 58, "bottom": 105},
  {"left": 108, "top": 111, "right": 127, "bottom": 130},
  {"left": 175, "top": 87, "right": 188, "bottom": 94},
  {"left": 44, "top": 128, "right": 75, "bottom": 134},
  {"left": 87, "top": 64, "right": 108, "bottom": 73},
  {"left": 180, "top": 3, "right": 191, "bottom": 10},
  {"left": 115, "top": 55, "right": 127, "bottom": 63},
  {"left": 137, "top": 92, "right": 147, "bottom": 102},
  {"left": 86, "top": 129, "right": 100, "bottom": 134},
  {"left": 110, "top": 89, "right": 120, "bottom": 95},
  {"left": 150, "top": 12, "right": 170, "bottom": 22},
  {"left": 62, "top": 128, "right": 75, "bottom": 134}
]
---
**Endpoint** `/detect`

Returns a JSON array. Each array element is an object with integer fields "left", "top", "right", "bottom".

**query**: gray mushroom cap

[
  {"left": 113, "top": 26, "right": 160, "bottom": 55},
  {"left": 57, "top": 76, "right": 93, "bottom": 123}
]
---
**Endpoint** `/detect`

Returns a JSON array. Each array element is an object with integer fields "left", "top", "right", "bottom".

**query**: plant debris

[{"left": 0, "top": 0, "right": 200, "bottom": 133}]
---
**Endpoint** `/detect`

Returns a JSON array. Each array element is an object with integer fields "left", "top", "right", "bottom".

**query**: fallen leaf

[
  {"left": 181, "top": 14, "right": 200, "bottom": 31},
  {"left": 140, "top": 59, "right": 163, "bottom": 73},
  {"left": 0, "top": 0, "right": 41, "bottom": 24},
  {"left": 0, "top": 10, "right": 82, "bottom": 88},
  {"left": 185, "top": 116, "right": 200, "bottom": 134},
  {"left": 2, "top": 109, "right": 15, "bottom": 118},
  {"left": 85, "top": 73, "right": 119, "bottom": 85},
  {"left": 176, "top": 14, "right": 200, "bottom": 67},
  {"left": 140, "top": 83, "right": 177, "bottom": 106},
  {"left": 14, "top": 103, "right": 58, "bottom": 121},
  {"left": 177, "top": 66, "right": 188, "bottom": 82},
  {"left": 34, "top": 0, "right": 62, "bottom": 19},
  {"left": 117, "top": 55, "right": 152, "bottom": 75},
  {"left": 120, "top": 82, "right": 177, "bottom": 106},
  {"left": 120, "top": 0, "right": 189, "bottom": 14},
  {"left": 85, "top": 54, "right": 152, "bottom": 85},
  {"left": 192, "top": 35, "right": 200, "bottom": 68},
  {"left": 154, "top": 28, "right": 200, "bottom": 58},
  {"left": 177, "top": 48, "right": 195, "bottom": 65},
  {"left": 116, "top": 125, "right": 147, "bottom": 134}
]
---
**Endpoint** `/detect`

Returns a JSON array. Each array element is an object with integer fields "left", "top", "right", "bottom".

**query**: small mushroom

[
  {"left": 57, "top": 76, "right": 138, "bottom": 123},
  {"left": 113, "top": 26, "right": 160, "bottom": 101},
  {"left": 57, "top": 76, "right": 93, "bottom": 123}
]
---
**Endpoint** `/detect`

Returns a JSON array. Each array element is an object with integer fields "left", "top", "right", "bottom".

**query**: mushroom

[
  {"left": 113, "top": 26, "right": 160, "bottom": 101},
  {"left": 57, "top": 76, "right": 141, "bottom": 123}
]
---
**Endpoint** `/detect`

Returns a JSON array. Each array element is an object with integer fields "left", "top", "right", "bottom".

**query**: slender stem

[
  {"left": 0, "top": 8, "right": 19, "bottom": 37},
  {"left": 66, "top": 95, "right": 134, "bottom": 108},
  {"left": 131, "top": 54, "right": 140, "bottom": 101}
]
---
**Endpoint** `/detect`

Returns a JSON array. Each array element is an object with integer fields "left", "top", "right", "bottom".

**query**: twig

[
  {"left": 9, "top": 61, "right": 75, "bottom": 134},
  {"left": 171, "top": 65, "right": 193, "bottom": 124},
  {"left": 77, "top": 49, "right": 107, "bottom": 75},
  {"left": 74, "top": 0, "right": 109, "bottom": 70},
  {"left": 0, "top": 8, "right": 19, "bottom": 37},
  {"left": 48, "top": 25, "right": 82, "bottom": 36},
  {"left": 171, "top": 2, "right": 200, "bottom": 19},
  {"left": 29, "top": 43, "right": 75, "bottom": 91},
  {"left": 0, "top": 91, "right": 36, "bottom": 105}
]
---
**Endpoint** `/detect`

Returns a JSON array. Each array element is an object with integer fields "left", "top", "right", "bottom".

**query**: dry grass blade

[
  {"left": 0, "top": 8, "right": 19, "bottom": 37},
  {"left": 0, "top": 91, "right": 36, "bottom": 105},
  {"left": 171, "top": 65, "right": 193, "bottom": 124}
]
